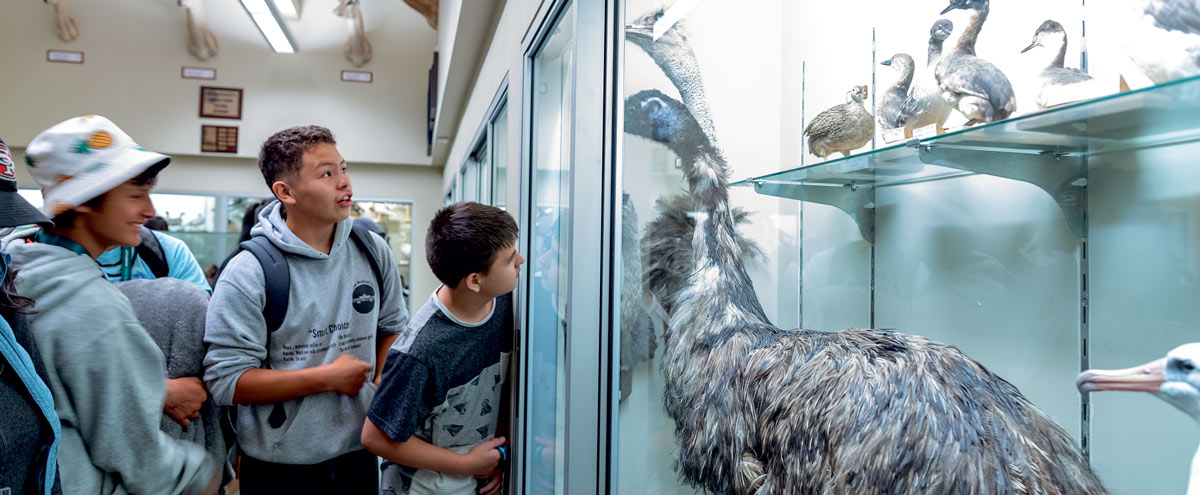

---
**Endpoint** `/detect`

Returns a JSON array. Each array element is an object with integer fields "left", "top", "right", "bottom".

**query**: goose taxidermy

[
  {"left": 936, "top": 0, "right": 1017, "bottom": 124},
  {"left": 1123, "top": 0, "right": 1200, "bottom": 84},
  {"left": 879, "top": 54, "right": 916, "bottom": 131},
  {"left": 625, "top": 87, "right": 1107, "bottom": 495},
  {"left": 335, "top": 0, "right": 373, "bottom": 67},
  {"left": 44, "top": 0, "right": 79, "bottom": 43},
  {"left": 1079, "top": 343, "right": 1200, "bottom": 494},
  {"left": 179, "top": 0, "right": 219, "bottom": 61},
  {"left": 902, "top": 19, "right": 955, "bottom": 131},
  {"left": 804, "top": 85, "right": 874, "bottom": 159},
  {"left": 1021, "top": 20, "right": 1092, "bottom": 109}
]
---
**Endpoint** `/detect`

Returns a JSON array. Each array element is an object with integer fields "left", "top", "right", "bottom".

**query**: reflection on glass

[
  {"left": 492, "top": 102, "right": 509, "bottom": 209},
  {"left": 352, "top": 201, "right": 414, "bottom": 304},
  {"left": 526, "top": 3, "right": 573, "bottom": 494}
]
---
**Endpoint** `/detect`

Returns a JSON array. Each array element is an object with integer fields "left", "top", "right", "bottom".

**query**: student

[
  {"left": 0, "top": 136, "right": 60, "bottom": 495},
  {"left": 203, "top": 125, "right": 408, "bottom": 494},
  {"left": 362, "top": 201, "right": 522, "bottom": 495},
  {"left": 4, "top": 116, "right": 217, "bottom": 494},
  {"left": 94, "top": 218, "right": 212, "bottom": 292}
]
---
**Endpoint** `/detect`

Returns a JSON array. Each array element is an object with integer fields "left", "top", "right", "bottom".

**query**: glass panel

[
  {"left": 352, "top": 200, "right": 414, "bottom": 308},
  {"left": 492, "top": 102, "right": 510, "bottom": 209},
  {"left": 526, "top": 3, "right": 574, "bottom": 494}
]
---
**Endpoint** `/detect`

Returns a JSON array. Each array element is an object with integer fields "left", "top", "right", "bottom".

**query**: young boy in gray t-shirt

[{"left": 363, "top": 202, "right": 523, "bottom": 495}]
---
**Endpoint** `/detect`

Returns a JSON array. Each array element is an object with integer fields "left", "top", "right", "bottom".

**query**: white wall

[{"left": 0, "top": 0, "right": 434, "bottom": 166}]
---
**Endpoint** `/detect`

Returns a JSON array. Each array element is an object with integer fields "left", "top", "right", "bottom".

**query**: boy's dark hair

[
  {"left": 144, "top": 216, "right": 168, "bottom": 231},
  {"left": 258, "top": 126, "right": 336, "bottom": 193},
  {"left": 426, "top": 202, "right": 519, "bottom": 288},
  {"left": 50, "top": 161, "right": 164, "bottom": 229}
]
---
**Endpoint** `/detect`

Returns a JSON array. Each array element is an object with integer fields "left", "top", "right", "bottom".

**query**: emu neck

[
  {"left": 956, "top": 7, "right": 988, "bottom": 56},
  {"left": 651, "top": 37, "right": 722, "bottom": 152},
  {"left": 928, "top": 38, "right": 945, "bottom": 67}
]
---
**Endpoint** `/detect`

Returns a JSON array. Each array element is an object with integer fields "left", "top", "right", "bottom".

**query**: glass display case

[{"left": 613, "top": 0, "right": 1200, "bottom": 493}]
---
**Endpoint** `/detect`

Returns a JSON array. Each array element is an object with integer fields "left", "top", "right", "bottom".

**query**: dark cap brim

[{"left": 0, "top": 191, "right": 53, "bottom": 229}]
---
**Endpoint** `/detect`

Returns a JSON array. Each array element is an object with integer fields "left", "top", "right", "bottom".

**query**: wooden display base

[{"left": 1042, "top": 75, "right": 1131, "bottom": 109}]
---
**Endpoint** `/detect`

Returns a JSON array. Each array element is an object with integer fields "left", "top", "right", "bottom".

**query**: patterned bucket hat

[{"left": 24, "top": 115, "right": 170, "bottom": 216}]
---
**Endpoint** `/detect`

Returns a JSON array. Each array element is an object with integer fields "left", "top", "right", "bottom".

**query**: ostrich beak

[{"left": 1077, "top": 358, "right": 1166, "bottom": 393}]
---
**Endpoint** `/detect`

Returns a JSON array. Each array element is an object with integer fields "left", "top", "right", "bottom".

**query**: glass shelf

[{"left": 733, "top": 74, "right": 1200, "bottom": 241}]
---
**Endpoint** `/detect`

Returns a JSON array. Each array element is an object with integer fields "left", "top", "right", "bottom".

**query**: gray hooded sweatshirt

[
  {"left": 4, "top": 237, "right": 215, "bottom": 495},
  {"left": 203, "top": 201, "right": 408, "bottom": 464}
]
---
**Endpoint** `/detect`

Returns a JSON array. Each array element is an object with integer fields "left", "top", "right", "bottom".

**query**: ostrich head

[
  {"left": 847, "top": 85, "right": 869, "bottom": 103},
  {"left": 1021, "top": 20, "right": 1067, "bottom": 54},
  {"left": 931, "top": 19, "right": 954, "bottom": 41},
  {"left": 940, "top": 0, "right": 989, "bottom": 15},
  {"left": 624, "top": 89, "right": 707, "bottom": 155},
  {"left": 1078, "top": 343, "right": 1200, "bottom": 421}
]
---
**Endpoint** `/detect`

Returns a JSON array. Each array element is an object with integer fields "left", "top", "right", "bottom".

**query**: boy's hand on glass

[
  {"left": 462, "top": 436, "right": 506, "bottom": 476},
  {"left": 475, "top": 468, "right": 503, "bottom": 495},
  {"left": 323, "top": 354, "right": 372, "bottom": 396}
]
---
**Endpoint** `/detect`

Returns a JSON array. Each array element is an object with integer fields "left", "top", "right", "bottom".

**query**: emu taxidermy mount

[
  {"left": 44, "top": 0, "right": 79, "bottom": 43},
  {"left": 1079, "top": 343, "right": 1200, "bottom": 494},
  {"left": 935, "top": 0, "right": 1017, "bottom": 124},
  {"left": 624, "top": 8, "right": 1107, "bottom": 493},
  {"left": 803, "top": 85, "right": 875, "bottom": 159},
  {"left": 179, "top": 0, "right": 219, "bottom": 61},
  {"left": 335, "top": 0, "right": 372, "bottom": 67}
]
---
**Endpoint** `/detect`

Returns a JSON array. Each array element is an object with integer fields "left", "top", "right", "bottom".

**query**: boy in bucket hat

[{"left": 3, "top": 115, "right": 218, "bottom": 495}]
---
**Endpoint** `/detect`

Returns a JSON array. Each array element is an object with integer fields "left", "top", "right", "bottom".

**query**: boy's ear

[
  {"left": 463, "top": 273, "right": 483, "bottom": 293},
  {"left": 271, "top": 180, "right": 297, "bottom": 205}
]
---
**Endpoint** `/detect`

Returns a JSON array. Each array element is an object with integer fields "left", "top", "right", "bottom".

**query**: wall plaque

[
  {"left": 201, "top": 125, "right": 238, "bottom": 153},
  {"left": 199, "top": 86, "right": 243, "bottom": 119}
]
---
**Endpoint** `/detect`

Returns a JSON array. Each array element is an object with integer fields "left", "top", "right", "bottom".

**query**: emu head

[
  {"left": 931, "top": 19, "right": 954, "bottom": 41},
  {"left": 624, "top": 89, "right": 705, "bottom": 155},
  {"left": 1079, "top": 342, "right": 1200, "bottom": 422}
]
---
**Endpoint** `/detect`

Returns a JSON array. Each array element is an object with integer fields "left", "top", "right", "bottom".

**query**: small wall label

[
  {"left": 182, "top": 66, "right": 217, "bottom": 80},
  {"left": 46, "top": 50, "right": 83, "bottom": 64},
  {"left": 341, "top": 70, "right": 373, "bottom": 83}
]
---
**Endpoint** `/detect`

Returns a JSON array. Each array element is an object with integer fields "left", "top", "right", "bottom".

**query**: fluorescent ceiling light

[
  {"left": 239, "top": 0, "right": 297, "bottom": 53},
  {"left": 271, "top": 0, "right": 301, "bottom": 20}
]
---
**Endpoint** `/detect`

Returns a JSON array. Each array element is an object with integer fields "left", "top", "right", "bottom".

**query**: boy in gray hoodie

[
  {"left": 4, "top": 115, "right": 218, "bottom": 494},
  {"left": 203, "top": 125, "right": 408, "bottom": 493}
]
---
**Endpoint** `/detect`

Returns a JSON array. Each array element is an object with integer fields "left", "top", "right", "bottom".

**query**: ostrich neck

[
  {"left": 956, "top": 8, "right": 987, "bottom": 56},
  {"left": 928, "top": 39, "right": 945, "bottom": 67},
  {"left": 653, "top": 44, "right": 722, "bottom": 152}
]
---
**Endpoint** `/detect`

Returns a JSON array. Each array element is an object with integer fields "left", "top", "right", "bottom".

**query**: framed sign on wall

[
  {"left": 199, "top": 86, "right": 243, "bottom": 119},
  {"left": 201, "top": 125, "right": 238, "bottom": 153}
]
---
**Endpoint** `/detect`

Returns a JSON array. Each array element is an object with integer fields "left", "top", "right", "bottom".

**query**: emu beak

[
  {"left": 1077, "top": 358, "right": 1166, "bottom": 393},
  {"left": 1020, "top": 40, "right": 1038, "bottom": 53},
  {"left": 881, "top": 59, "right": 892, "bottom": 66},
  {"left": 940, "top": 3, "right": 956, "bottom": 15}
]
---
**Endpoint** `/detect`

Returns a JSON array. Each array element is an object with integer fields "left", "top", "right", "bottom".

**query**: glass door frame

[{"left": 516, "top": 0, "right": 621, "bottom": 493}]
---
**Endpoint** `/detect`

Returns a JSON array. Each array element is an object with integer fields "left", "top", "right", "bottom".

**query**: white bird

[
  {"left": 879, "top": 53, "right": 916, "bottom": 131},
  {"left": 903, "top": 19, "right": 955, "bottom": 132},
  {"left": 1021, "top": 20, "right": 1092, "bottom": 110},
  {"left": 1123, "top": 0, "right": 1200, "bottom": 84},
  {"left": 1079, "top": 343, "right": 1200, "bottom": 495}
]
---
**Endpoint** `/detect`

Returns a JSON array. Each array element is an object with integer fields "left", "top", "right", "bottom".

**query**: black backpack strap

[
  {"left": 135, "top": 227, "right": 170, "bottom": 278},
  {"left": 349, "top": 222, "right": 387, "bottom": 311},
  {"left": 239, "top": 236, "right": 290, "bottom": 335}
]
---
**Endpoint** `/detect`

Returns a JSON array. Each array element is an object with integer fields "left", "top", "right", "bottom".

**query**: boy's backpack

[
  {"left": 135, "top": 227, "right": 170, "bottom": 279},
  {"left": 237, "top": 222, "right": 388, "bottom": 333}
]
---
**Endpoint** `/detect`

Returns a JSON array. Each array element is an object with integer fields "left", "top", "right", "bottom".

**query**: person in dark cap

[
  {"left": 0, "top": 137, "right": 61, "bottom": 495},
  {"left": 3, "top": 117, "right": 218, "bottom": 495}
]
